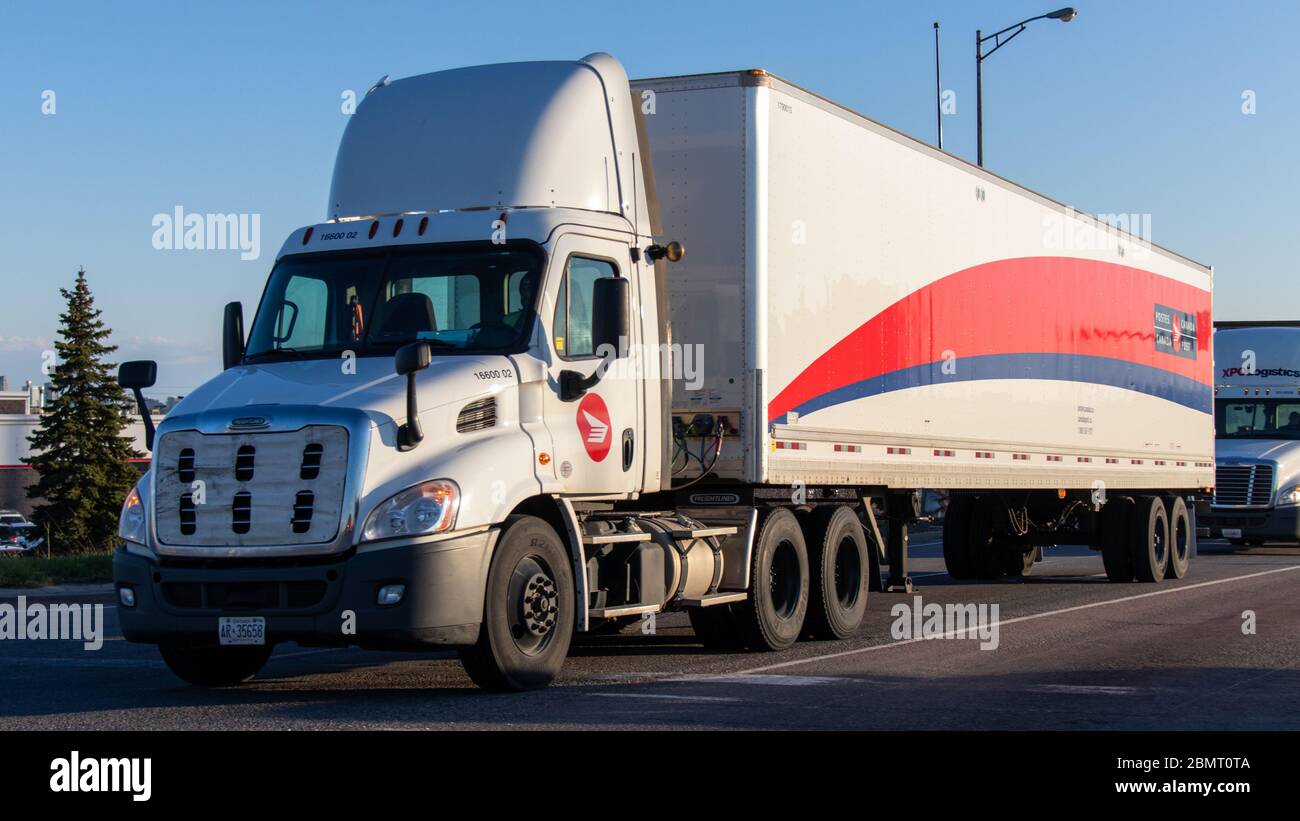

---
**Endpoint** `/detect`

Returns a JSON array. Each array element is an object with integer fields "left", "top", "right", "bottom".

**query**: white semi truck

[
  {"left": 1202, "top": 322, "right": 1300, "bottom": 545},
  {"left": 113, "top": 54, "right": 1215, "bottom": 691}
]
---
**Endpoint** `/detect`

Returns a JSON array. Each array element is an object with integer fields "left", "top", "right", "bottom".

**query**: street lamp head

[{"left": 1046, "top": 7, "right": 1078, "bottom": 22}]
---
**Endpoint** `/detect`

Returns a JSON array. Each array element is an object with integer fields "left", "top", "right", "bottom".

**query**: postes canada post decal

[{"left": 577, "top": 393, "right": 612, "bottom": 462}]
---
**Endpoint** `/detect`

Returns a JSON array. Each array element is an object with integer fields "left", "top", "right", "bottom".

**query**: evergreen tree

[{"left": 24, "top": 268, "right": 141, "bottom": 553}]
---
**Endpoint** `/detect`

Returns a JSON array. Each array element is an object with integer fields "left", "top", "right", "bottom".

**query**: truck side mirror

[
  {"left": 559, "top": 277, "right": 629, "bottom": 402},
  {"left": 592, "top": 276, "right": 629, "bottom": 359},
  {"left": 223, "top": 302, "right": 245, "bottom": 369},
  {"left": 395, "top": 341, "right": 432, "bottom": 451},
  {"left": 118, "top": 360, "right": 158, "bottom": 451}
]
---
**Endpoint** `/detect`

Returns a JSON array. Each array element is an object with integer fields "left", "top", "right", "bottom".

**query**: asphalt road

[{"left": 3, "top": 535, "right": 1299, "bottom": 730}]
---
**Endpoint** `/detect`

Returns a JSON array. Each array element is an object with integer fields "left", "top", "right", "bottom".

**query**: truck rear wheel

[
  {"left": 158, "top": 641, "right": 274, "bottom": 687},
  {"left": 1164, "top": 496, "right": 1192, "bottom": 579},
  {"left": 459, "top": 515, "right": 575, "bottom": 691},
  {"left": 735, "top": 508, "right": 808, "bottom": 651},
  {"left": 942, "top": 496, "right": 976, "bottom": 579},
  {"left": 1100, "top": 497, "right": 1134, "bottom": 582},
  {"left": 1129, "top": 496, "right": 1170, "bottom": 583},
  {"left": 803, "top": 506, "right": 869, "bottom": 640}
]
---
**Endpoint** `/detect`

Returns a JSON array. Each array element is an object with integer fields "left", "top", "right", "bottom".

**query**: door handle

[{"left": 621, "top": 428, "right": 634, "bottom": 472}]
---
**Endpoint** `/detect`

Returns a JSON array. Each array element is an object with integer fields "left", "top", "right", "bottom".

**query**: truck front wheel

[
  {"left": 459, "top": 515, "right": 575, "bottom": 692},
  {"left": 158, "top": 641, "right": 274, "bottom": 687}
]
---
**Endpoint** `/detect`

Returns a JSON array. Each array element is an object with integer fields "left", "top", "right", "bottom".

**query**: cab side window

[{"left": 552, "top": 256, "right": 616, "bottom": 358}]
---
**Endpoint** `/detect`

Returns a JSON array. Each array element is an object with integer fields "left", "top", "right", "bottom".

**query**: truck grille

[
  {"left": 155, "top": 426, "right": 349, "bottom": 547},
  {"left": 1213, "top": 464, "right": 1274, "bottom": 507}
]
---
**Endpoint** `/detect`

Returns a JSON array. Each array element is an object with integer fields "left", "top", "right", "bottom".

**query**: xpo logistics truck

[
  {"left": 112, "top": 54, "right": 1215, "bottom": 691},
  {"left": 1202, "top": 322, "right": 1300, "bottom": 545}
]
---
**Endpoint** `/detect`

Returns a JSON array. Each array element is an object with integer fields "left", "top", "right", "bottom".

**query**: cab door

[{"left": 539, "top": 233, "right": 643, "bottom": 495}]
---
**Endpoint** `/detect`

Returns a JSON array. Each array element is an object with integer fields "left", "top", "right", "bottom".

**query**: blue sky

[{"left": 1, "top": 0, "right": 1295, "bottom": 395}]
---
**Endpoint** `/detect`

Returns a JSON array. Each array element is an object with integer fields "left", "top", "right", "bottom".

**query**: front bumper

[
  {"left": 1200, "top": 506, "right": 1300, "bottom": 542},
  {"left": 113, "top": 530, "right": 496, "bottom": 649}
]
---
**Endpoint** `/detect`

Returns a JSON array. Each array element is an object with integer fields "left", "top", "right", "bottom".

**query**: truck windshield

[
  {"left": 244, "top": 243, "right": 543, "bottom": 362},
  {"left": 1215, "top": 398, "right": 1300, "bottom": 440}
]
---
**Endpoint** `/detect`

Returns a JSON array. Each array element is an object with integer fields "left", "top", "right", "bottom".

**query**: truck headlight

[
  {"left": 118, "top": 486, "right": 146, "bottom": 544},
  {"left": 362, "top": 479, "right": 460, "bottom": 542},
  {"left": 1277, "top": 485, "right": 1300, "bottom": 507}
]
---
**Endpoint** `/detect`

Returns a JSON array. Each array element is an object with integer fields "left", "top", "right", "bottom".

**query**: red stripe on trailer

[
  {"left": 1131, "top": 459, "right": 1145, "bottom": 464},
  {"left": 1077, "top": 456, "right": 1092, "bottom": 463},
  {"left": 1012, "top": 453, "right": 1030, "bottom": 460},
  {"left": 1046, "top": 455, "right": 1063, "bottom": 462},
  {"left": 886, "top": 446, "right": 911, "bottom": 455},
  {"left": 833, "top": 444, "right": 861, "bottom": 453},
  {"left": 933, "top": 449, "right": 955, "bottom": 457},
  {"left": 975, "top": 451, "right": 994, "bottom": 459},
  {"left": 1105, "top": 457, "right": 1119, "bottom": 464},
  {"left": 768, "top": 256, "right": 1212, "bottom": 423},
  {"left": 774, "top": 441, "right": 805, "bottom": 450}
]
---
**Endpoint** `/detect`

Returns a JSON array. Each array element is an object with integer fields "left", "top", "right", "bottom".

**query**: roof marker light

[
  {"left": 418, "top": 216, "right": 428, "bottom": 236},
  {"left": 368, "top": 221, "right": 379, "bottom": 239},
  {"left": 393, "top": 218, "right": 404, "bottom": 238},
  {"left": 302, "top": 226, "right": 313, "bottom": 246}
]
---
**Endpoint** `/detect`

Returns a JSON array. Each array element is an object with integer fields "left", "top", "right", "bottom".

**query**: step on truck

[
  {"left": 1201, "top": 321, "right": 1300, "bottom": 545},
  {"left": 113, "top": 53, "right": 1215, "bottom": 691}
]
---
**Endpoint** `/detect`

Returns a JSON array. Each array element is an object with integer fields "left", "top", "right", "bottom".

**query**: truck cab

[
  {"left": 113, "top": 54, "right": 708, "bottom": 691},
  {"left": 1203, "top": 323, "right": 1300, "bottom": 545}
]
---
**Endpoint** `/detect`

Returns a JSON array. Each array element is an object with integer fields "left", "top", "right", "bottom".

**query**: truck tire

[
  {"left": 688, "top": 604, "right": 744, "bottom": 650},
  {"left": 1004, "top": 545, "right": 1036, "bottom": 577},
  {"left": 1129, "top": 496, "right": 1170, "bottom": 583},
  {"left": 943, "top": 496, "right": 976, "bottom": 580},
  {"left": 459, "top": 515, "right": 575, "bottom": 691},
  {"left": 1100, "top": 497, "right": 1134, "bottom": 582},
  {"left": 1164, "top": 496, "right": 1192, "bottom": 579},
  {"left": 802, "top": 506, "right": 870, "bottom": 640},
  {"left": 735, "top": 508, "right": 809, "bottom": 651},
  {"left": 968, "top": 498, "right": 1006, "bottom": 580},
  {"left": 158, "top": 641, "right": 274, "bottom": 687}
]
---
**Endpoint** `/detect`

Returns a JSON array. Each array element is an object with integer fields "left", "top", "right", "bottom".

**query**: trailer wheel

[
  {"left": 735, "top": 508, "right": 809, "bottom": 651},
  {"left": 942, "top": 496, "right": 976, "bottom": 579},
  {"left": 1129, "top": 496, "right": 1170, "bottom": 583},
  {"left": 1100, "top": 497, "right": 1134, "bottom": 582},
  {"left": 802, "top": 506, "right": 869, "bottom": 640},
  {"left": 459, "top": 515, "right": 574, "bottom": 691},
  {"left": 968, "top": 499, "right": 1006, "bottom": 580},
  {"left": 688, "top": 604, "right": 745, "bottom": 649},
  {"left": 158, "top": 641, "right": 274, "bottom": 687},
  {"left": 1164, "top": 496, "right": 1192, "bottom": 579}
]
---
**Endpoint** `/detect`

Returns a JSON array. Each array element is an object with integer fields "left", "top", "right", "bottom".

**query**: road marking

[
  {"left": 718, "top": 563, "right": 1300, "bottom": 677},
  {"left": 1030, "top": 684, "right": 1142, "bottom": 695},
  {"left": 684, "top": 674, "right": 843, "bottom": 686},
  {"left": 588, "top": 692, "right": 741, "bottom": 703}
]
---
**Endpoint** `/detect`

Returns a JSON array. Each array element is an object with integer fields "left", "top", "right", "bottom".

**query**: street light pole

[{"left": 975, "top": 7, "right": 1078, "bottom": 167}]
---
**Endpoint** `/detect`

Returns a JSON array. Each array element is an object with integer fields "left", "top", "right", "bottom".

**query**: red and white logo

[{"left": 576, "top": 393, "right": 612, "bottom": 462}]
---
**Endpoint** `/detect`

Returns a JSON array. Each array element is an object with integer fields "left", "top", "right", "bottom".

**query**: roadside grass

[{"left": 0, "top": 554, "right": 114, "bottom": 588}]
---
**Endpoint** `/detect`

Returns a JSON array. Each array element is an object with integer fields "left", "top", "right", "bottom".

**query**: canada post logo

[{"left": 1154, "top": 304, "right": 1197, "bottom": 360}]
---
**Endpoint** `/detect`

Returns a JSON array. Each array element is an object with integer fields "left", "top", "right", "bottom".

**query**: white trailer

[{"left": 113, "top": 55, "right": 1214, "bottom": 690}]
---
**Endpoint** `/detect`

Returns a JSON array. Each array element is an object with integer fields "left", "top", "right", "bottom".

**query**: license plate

[
  {"left": 1221, "top": 528, "right": 1242, "bottom": 539},
  {"left": 218, "top": 617, "right": 266, "bottom": 646}
]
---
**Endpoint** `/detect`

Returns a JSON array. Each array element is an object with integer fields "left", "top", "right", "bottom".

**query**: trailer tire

[
  {"left": 1130, "top": 496, "right": 1170, "bottom": 583},
  {"left": 1164, "top": 496, "right": 1192, "bottom": 579},
  {"left": 158, "top": 641, "right": 274, "bottom": 687},
  {"left": 802, "top": 506, "right": 870, "bottom": 640},
  {"left": 735, "top": 508, "right": 809, "bottom": 651},
  {"left": 942, "top": 496, "right": 976, "bottom": 580},
  {"left": 1100, "top": 497, "right": 1135, "bottom": 582},
  {"left": 688, "top": 604, "right": 745, "bottom": 650},
  {"left": 968, "top": 499, "right": 1006, "bottom": 580},
  {"left": 458, "top": 515, "right": 574, "bottom": 692}
]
